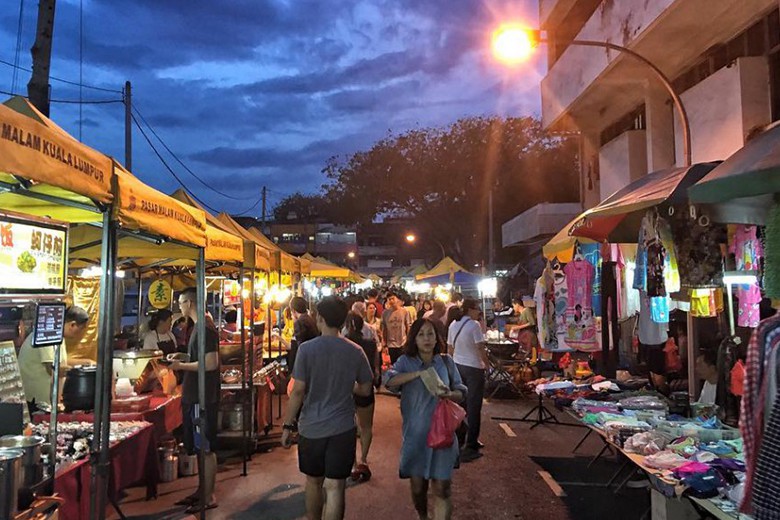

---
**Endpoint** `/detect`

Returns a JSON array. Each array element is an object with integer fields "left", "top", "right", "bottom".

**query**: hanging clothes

[
  {"left": 739, "top": 313, "right": 780, "bottom": 514},
  {"left": 738, "top": 284, "right": 763, "bottom": 328},
  {"left": 658, "top": 217, "right": 681, "bottom": 294},
  {"left": 731, "top": 224, "right": 764, "bottom": 271},
  {"left": 551, "top": 259, "right": 570, "bottom": 352},
  {"left": 534, "top": 264, "right": 561, "bottom": 351},
  {"left": 563, "top": 258, "right": 598, "bottom": 351},
  {"left": 580, "top": 243, "right": 602, "bottom": 314},
  {"left": 670, "top": 210, "right": 726, "bottom": 288},
  {"left": 638, "top": 291, "right": 668, "bottom": 345}
]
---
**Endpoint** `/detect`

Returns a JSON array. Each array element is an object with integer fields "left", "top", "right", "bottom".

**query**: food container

[
  {"left": 112, "top": 349, "right": 163, "bottom": 381},
  {"left": 178, "top": 452, "right": 198, "bottom": 476},
  {"left": 62, "top": 365, "right": 97, "bottom": 412},
  {"left": 159, "top": 447, "right": 178, "bottom": 482},
  {"left": 112, "top": 394, "right": 152, "bottom": 413},
  {"left": 226, "top": 404, "right": 244, "bottom": 431},
  {"left": 0, "top": 435, "right": 44, "bottom": 488},
  {"left": 219, "top": 342, "right": 244, "bottom": 366},
  {"left": 0, "top": 448, "right": 23, "bottom": 519}
]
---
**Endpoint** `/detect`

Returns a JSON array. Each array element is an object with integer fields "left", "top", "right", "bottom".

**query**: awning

[
  {"left": 216, "top": 213, "right": 277, "bottom": 272},
  {"left": 114, "top": 162, "right": 207, "bottom": 247},
  {"left": 570, "top": 163, "right": 718, "bottom": 243},
  {"left": 0, "top": 96, "right": 113, "bottom": 222},
  {"left": 247, "top": 227, "right": 300, "bottom": 274},
  {"left": 542, "top": 215, "right": 597, "bottom": 262},
  {"left": 416, "top": 257, "right": 471, "bottom": 281},
  {"left": 302, "top": 254, "right": 352, "bottom": 279},
  {"left": 419, "top": 271, "right": 481, "bottom": 285},
  {"left": 689, "top": 122, "right": 780, "bottom": 225},
  {"left": 297, "top": 256, "right": 311, "bottom": 276}
]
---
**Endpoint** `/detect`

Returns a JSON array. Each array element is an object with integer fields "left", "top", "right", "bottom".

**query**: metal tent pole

[
  {"left": 239, "top": 267, "right": 248, "bottom": 476},
  {"left": 89, "top": 211, "right": 117, "bottom": 520},
  {"left": 195, "top": 248, "right": 208, "bottom": 520}
]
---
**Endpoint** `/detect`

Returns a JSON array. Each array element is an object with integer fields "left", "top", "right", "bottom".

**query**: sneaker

[{"left": 460, "top": 448, "right": 483, "bottom": 463}]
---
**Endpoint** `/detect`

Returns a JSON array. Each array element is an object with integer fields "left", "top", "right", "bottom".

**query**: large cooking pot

[
  {"left": 0, "top": 448, "right": 23, "bottom": 519},
  {"left": 62, "top": 365, "right": 97, "bottom": 412},
  {"left": 0, "top": 436, "right": 44, "bottom": 488}
]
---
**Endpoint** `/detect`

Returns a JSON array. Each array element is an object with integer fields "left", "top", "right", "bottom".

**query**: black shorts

[
  {"left": 298, "top": 427, "right": 356, "bottom": 479},
  {"left": 641, "top": 342, "right": 666, "bottom": 375},
  {"left": 354, "top": 389, "right": 375, "bottom": 408},
  {"left": 182, "top": 401, "right": 219, "bottom": 454}
]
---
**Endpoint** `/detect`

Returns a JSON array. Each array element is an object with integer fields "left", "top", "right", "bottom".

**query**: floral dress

[{"left": 385, "top": 354, "right": 468, "bottom": 480}]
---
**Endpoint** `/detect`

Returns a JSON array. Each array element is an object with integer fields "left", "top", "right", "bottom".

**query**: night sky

[{"left": 1, "top": 0, "right": 543, "bottom": 216}]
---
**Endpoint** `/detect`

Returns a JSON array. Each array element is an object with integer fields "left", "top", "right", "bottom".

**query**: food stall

[{"left": 0, "top": 95, "right": 113, "bottom": 519}]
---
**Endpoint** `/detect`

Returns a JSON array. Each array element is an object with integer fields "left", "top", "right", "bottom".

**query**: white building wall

[
  {"left": 673, "top": 57, "right": 771, "bottom": 164},
  {"left": 598, "top": 130, "right": 648, "bottom": 201}
]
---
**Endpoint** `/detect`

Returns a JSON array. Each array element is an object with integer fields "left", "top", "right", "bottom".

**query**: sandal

[
  {"left": 185, "top": 502, "right": 218, "bottom": 514},
  {"left": 355, "top": 463, "right": 371, "bottom": 482},
  {"left": 174, "top": 494, "right": 200, "bottom": 506}
]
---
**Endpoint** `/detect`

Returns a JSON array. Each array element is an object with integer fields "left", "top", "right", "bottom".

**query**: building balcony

[
  {"left": 502, "top": 203, "right": 582, "bottom": 247},
  {"left": 541, "top": 0, "right": 775, "bottom": 133}
]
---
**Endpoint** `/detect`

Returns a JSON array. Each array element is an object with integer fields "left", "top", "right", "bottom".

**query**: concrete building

[{"left": 539, "top": 0, "right": 780, "bottom": 208}]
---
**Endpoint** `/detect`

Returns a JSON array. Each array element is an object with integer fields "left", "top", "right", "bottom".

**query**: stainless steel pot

[
  {"left": 0, "top": 448, "right": 23, "bottom": 520},
  {"left": 159, "top": 447, "right": 178, "bottom": 483},
  {"left": 0, "top": 435, "right": 45, "bottom": 488}
]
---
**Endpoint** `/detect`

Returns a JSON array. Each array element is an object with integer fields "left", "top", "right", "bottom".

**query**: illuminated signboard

[{"left": 0, "top": 214, "right": 68, "bottom": 295}]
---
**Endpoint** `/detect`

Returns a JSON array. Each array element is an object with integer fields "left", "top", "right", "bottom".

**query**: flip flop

[
  {"left": 174, "top": 494, "right": 199, "bottom": 506},
  {"left": 185, "top": 502, "right": 218, "bottom": 514},
  {"left": 356, "top": 463, "right": 372, "bottom": 482}
]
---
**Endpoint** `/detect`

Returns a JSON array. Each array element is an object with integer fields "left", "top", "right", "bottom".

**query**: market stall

[{"left": 0, "top": 95, "right": 114, "bottom": 518}]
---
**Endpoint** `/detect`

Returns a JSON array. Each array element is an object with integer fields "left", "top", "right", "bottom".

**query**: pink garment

[
  {"left": 730, "top": 225, "right": 763, "bottom": 271},
  {"left": 737, "top": 284, "right": 763, "bottom": 328},
  {"left": 674, "top": 461, "right": 711, "bottom": 477},
  {"left": 563, "top": 259, "right": 598, "bottom": 351}
]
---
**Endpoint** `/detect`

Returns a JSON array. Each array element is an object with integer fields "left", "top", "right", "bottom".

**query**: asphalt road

[{"left": 113, "top": 393, "right": 649, "bottom": 520}]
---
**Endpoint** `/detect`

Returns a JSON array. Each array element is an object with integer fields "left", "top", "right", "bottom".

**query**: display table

[
  {"left": 34, "top": 395, "right": 182, "bottom": 439},
  {"left": 54, "top": 423, "right": 159, "bottom": 520}
]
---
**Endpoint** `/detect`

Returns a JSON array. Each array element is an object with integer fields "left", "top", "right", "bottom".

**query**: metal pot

[
  {"left": 226, "top": 404, "right": 243, "bottom": 431},
  {"left": 178, "top": 452, "right": 198, "bottom": 477},
  {"left": 0, "top": 436, "right": 44, "bottom": 488},
  {"left": 62, "top": 365, "right": 97, "bottom": 412},
  {"left": 0, "top": 448, "right": 23, "bottom": 519},
  {"left": 158, "top": 447, "right": 178, "bottom": 483}
]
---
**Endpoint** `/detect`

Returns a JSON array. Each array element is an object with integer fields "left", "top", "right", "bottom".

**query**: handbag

[{"left": 441, "top": 354, "right": 469, "bottom": 444}]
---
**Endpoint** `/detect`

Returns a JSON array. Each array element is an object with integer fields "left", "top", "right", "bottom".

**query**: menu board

[
  {"left": 0, "top": 215, "right": 68, "bottom": 295},
  {"left": 223, "top": 279, "right": 241, "bottom": 306},
  {"left": 33, "top": 302, "right": 66, "bottom": 347}
]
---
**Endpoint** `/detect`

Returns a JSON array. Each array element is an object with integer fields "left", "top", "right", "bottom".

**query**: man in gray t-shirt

[
  {"left": 282, "top": 296, "right": 373, "bottom": 520},
  {"left": 381, "top": 292, "right": 410, "bottom": 364}
]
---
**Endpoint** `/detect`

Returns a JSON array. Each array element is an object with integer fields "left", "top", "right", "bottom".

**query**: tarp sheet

[{"left": 570, "top": 163, "right": 718, "bottom": 243}]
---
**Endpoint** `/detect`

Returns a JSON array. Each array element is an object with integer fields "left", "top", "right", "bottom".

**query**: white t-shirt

[
  {"left": 448, "top": 318, "right": 486, "bottom": 369},
  {"left": 143, "top": 330, "right": 177, "bottom": 350},
  {"left": 17, "top": 333, "right": 67, "bottom": 406}
]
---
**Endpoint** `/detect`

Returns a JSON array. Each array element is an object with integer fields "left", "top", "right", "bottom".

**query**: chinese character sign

[
  {"left": 0, "top": 216, "right": 67, "bottom": 294},
  {"left": 147, "top": 279, "right": 172, "bottom": 309}
]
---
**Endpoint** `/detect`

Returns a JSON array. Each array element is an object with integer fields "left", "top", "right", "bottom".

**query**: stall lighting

[
  {"left": 241, "top": 289, "right": 250, "bottom": 299},
  {"left": 263, "top": 284, "right": 292, "bottom": 305},
  {"left": 723, "top": 271, "right": 759, "bottom": 286},
  {"left": 433, "top": 286, "right": 450, "bottom": 302},
  {"left": 478, "top": 277, "right": 498, "bottom": 298},
  {"left": 80, "top": 267, "right": 125, "bottom": 278},
  {"left": 321, "top": 286, "right": 333, "bottom": 297}
]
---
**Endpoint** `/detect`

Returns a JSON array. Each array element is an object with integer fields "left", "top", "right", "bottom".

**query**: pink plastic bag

[{"left": 427, "top": 399, "right": 467, "bottom": 449}]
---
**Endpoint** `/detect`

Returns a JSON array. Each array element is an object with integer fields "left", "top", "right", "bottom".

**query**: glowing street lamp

[
  {"left": 405, "top": 233, "right": 416, "bottom": 243},
  {"left": 490, "top": 24, "right": 691, "bottom": 167},
  {"left": 347, "top": 251, "right": 356, "bottom": 259}
]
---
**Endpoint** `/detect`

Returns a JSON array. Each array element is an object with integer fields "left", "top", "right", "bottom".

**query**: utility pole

[
  {"left": 261, "top": 186, "right": 267, "bottom": 230},
  {"left": 124, "top": 81, "right": 132, "bottom": 171},
  {"left": 488, "top": 189, "right": 494, "bottom": 274},
  {"left": 27, "top": 0, "right": 57, "bottom": 116}
]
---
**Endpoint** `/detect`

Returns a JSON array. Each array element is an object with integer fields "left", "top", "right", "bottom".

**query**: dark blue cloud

[{"left": 0, "top": 0, "right": 541, "bottom": 216}]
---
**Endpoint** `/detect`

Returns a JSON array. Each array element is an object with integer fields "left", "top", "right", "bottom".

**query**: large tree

[
  {"left": 322, "top": 116, "right": 579, "bottom": 267},
  {"left": 272, "top": 192, "right": 330, "bottom": 222}
]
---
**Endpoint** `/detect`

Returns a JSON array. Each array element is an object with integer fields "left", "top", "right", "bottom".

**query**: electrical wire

[
  {"left": 132, "top": 104, "right": 263, "bottom": 202},
  {"left": 129, "top": 110, "right": 221, "bottom": 214},
  {"left": 11, "top": 0, "right": 24, "bottom": 94},
  {"left": 0, "top": 88, "right": 122, "bottom": 104},
  {"left": 0, "top": 58, "right": 123, "bottom": 94},
  {"left": 131, "top": 111, "right": 266, "bottom": 216}
]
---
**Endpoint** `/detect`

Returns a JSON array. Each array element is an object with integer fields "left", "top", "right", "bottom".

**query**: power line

[
  {"left": 131, "top": 105, "right": 261, "bottom": 202},
  {"left": 129, "top": 110, "right": 221, "bottom": 214},
  {"left": 0, "top": 58, "right": 123, "bottom": 94},
  {"left": 0, "top": 88, "right": 122, "bottom": 104},
  {"left": 130, "top": 111, "right": 266, "bottom": 216}
]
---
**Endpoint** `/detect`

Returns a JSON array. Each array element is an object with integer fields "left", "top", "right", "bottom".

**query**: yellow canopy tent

[
  {"left": 301, "top": 252, "right": 352, "bottom": 279},
  {"left": 247, "top": 227, "right": 301, "bottom": 274},
  {"left": 217, "top": 213, "right": 297, "bottom": 273},
  {"left": 416, "top": 257, "right": 469, "bottom": 281},
  {"left": 0, "top": 96, "right": 113, "bottom": 221},
  {"left": 297, "top": 255, "right": 312, "bottom": 276}
]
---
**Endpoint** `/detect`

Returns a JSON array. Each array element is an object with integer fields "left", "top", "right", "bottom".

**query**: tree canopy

[{"left": 321, "top": 116, "right": 579, "bottom": 266}]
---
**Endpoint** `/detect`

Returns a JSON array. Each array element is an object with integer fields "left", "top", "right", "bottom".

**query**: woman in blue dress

[{"left": 385, "top": 318, "right": 467, "bottom": 520}]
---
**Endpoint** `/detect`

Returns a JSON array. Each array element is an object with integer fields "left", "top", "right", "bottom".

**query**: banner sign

[
  {"left": 223, "top": 280, "right": 241, "bottom": 307},
  {"left": 0, "top": 214, "right": 67, "bottom": 295},
  {"left": 148, "top": 279, "right": 172, "bottom": 309}
]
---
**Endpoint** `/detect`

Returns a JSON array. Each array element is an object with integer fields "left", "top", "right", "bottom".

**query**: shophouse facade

[{"left": 540, "top": 0, "right": 780, "bottom": 209}]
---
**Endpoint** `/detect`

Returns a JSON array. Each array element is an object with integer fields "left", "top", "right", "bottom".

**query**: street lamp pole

[{"left": 540, "top": 36, "right": 692, "bottom": 167}]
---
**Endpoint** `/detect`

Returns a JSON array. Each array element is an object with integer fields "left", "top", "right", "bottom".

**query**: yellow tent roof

[
  {"left": 297, "top": 256, "right": 311, "bottom": 275},
  {"left": 246, "top": 227, "right": 300, "bottom": 274},
  {"left": 0, "top": 96, "right": 113, "bottom": 222},
  {"left": 309, "top": 255, "right": 352, "bottom": 279},
  {"left": 416, "top": 257, "right": 469, "bottom": 281},
  {"left": 216, "top": 213, "right": 279, "bottom": 272}
]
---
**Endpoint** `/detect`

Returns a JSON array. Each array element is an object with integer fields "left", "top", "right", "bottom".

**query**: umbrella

[
  {"left": 689, "top": 122, "right": 780, "bottom": 225},
  {"left": 571, "top": 162, "right": 718, "bottom": 243}
]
